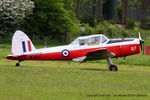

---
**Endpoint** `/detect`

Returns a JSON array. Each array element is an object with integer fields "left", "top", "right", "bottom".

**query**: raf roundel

[{"left": 62, "top": 49, "right": 70, "bottom": 57}]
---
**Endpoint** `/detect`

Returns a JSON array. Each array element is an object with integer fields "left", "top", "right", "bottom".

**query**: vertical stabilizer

[{"left": 11, "top": 30, "right": 36, "bottom": 55}]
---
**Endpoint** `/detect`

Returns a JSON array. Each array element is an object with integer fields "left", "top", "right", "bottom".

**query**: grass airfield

[
  {"left": 0, "top": 44, "right": 150, "bottom": 100},
  {"left": 0, "top": 59, "right": 150, "bottom": 100}
]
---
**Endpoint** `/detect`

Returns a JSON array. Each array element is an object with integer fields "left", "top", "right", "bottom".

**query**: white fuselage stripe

[{"left": 26, "top": 39, "right": 139, "bottom": 55}]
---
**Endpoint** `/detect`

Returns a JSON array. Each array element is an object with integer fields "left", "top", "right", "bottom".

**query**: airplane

[{"left": 6, "top": 30, "right": 144, "bottom": 71}]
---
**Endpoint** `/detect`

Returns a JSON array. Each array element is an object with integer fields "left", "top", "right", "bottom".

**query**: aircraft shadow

[{"left": 80, "top": 68, "right": 108, "bottom": 72}]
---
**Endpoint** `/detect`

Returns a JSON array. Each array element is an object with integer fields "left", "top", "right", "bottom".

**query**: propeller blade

[
  {"left": 140, "top": 40, "right": 144, "bottom": 50},
  {"left": 138, "top": 32, "right": 142, "bottom": 40},
  {"left": 140, "top": 42, "right": 143, "bottom": 50},
  {"left": 138, "top": 32, "right": 144, "bottom": 53}
]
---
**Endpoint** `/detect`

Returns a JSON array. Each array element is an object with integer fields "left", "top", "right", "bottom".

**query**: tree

[
  {"left": 121, "top": 0, "right": 128, "bottom": 24},
  {"left": 62, "top": 0, "right": 94, "bottom": 20},
  {"left": 63, "top": 0, "right": 103, "bottom": 26},
  {"left": 128, "top": 0, "right": 150, "bottom": 27},
  {"left": 141, "top": 0, "right": 150, "bottom": 27},
  {"left": 0, "top": 0, "right": 34, "bottom": 37},
  {"left": 62, "top": 0, "right": 81, "bottom": 20},
  {"left": 76, "top": 0, "right": 80, "bottom": 20},
  {"left": 96, "top": 0, "right": 103, "bottom": 22},
  {"left": 23, "top": 0, "right": 79, "bottom": 43}
]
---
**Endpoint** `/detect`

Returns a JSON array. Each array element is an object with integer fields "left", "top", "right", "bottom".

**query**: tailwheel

[
  {"left": 109, "top": 64, "right": 118, "bottom": 71},
  {"left": 15, "top": 60, "right": 23, "bottom": 67},
  {"left": 16, "top": 63, "right": 20, "bottom": 67}
]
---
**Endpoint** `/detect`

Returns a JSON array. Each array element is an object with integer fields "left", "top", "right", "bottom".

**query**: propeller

[{"left": 138, "top": 32, "right": 145, "bottom": 55}]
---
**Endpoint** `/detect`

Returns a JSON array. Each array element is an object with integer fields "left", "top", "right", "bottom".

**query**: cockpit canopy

[{"left": 70, "top": 34, "right": 109, "bottom": 46}]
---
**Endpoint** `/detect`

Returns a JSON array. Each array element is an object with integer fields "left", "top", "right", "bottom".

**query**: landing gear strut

[
  {"left": 15, "top": 60, "right": 23, "bottom": 67},
  {"left": 106, "top": 55, "right": 118, "bottom": 71}
]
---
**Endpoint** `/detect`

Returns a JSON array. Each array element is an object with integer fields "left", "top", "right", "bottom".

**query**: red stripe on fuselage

[
  {"left": 27, "top": 41, "right": 32, "bottom": 51},
  {"left": 7, "top": 44, "right": 140, "bottom": 60}
]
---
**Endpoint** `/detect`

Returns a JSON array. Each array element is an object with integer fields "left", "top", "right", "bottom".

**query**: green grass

[
  {"left": 0, "top": 44, "right": 150, "bottom": 100},
  {"left": 0, "top": 60, "right": 150, "bottom": 100}
]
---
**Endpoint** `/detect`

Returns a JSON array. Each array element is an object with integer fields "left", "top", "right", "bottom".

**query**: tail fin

[{"left": 11, "top": 30, "right": 36, "bottom": 55}]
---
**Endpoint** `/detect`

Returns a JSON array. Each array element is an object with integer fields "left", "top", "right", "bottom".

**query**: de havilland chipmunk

[{"left": 6, "top": 30, "right": 144, "bottom": 71}]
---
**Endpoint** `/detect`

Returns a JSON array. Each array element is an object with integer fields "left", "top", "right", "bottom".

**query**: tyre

[
  {"left": 16, "top": 63, "right": 20, "bottom": 67},
  {"left": 109, "top": 64, "right": 118, "bottom": 71}
]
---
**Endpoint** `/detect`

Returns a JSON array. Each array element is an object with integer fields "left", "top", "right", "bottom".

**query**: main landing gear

[
  {"left": 106, "top": 55, "right": 118, "bottom": 71},
  {"left": 15, "top": 60, "right": 23, "bottom": 67}
]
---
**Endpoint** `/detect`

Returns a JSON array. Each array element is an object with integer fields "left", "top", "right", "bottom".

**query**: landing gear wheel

[
  {"left": 109, "top": 64, "right": 118, "bottom": 71},
  {"left": 16, "top": 63, "right": 20, "bottom": 67}
]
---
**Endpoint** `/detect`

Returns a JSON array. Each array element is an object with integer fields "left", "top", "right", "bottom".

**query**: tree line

[{"left": 0, "top": 0, "right": 150, "bottom": 43}]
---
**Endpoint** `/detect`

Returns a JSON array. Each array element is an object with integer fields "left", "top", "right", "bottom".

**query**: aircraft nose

[{"left": 140, "top": 39, "right": 144, "bottom": 44}]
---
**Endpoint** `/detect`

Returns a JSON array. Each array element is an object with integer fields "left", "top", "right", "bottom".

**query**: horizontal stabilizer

[{"left": 6, "top": 54, "right": 27, "bottom": 60}]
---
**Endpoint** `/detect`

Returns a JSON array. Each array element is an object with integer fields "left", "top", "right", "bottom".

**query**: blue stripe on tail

[{"left": 22, "top": 41, "right": 26, "bottom": 52}]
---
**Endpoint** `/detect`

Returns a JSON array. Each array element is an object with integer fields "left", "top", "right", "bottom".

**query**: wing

[{"left": 72, "top": 48, "right": 114, "bottom": 63}]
